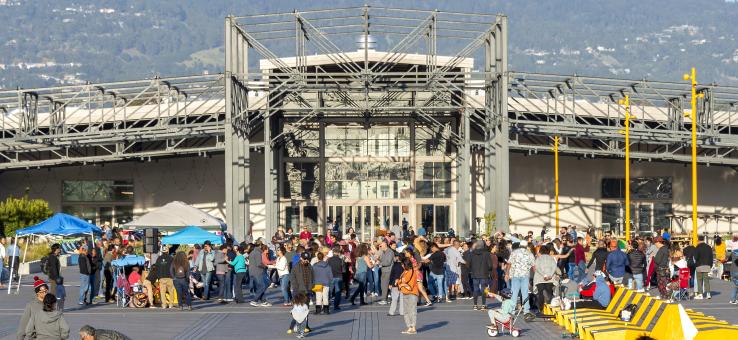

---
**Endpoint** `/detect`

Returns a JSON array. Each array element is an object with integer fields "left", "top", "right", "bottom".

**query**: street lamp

[
  {"left": 618, "top": 95, "right": 634, "bottom": 241},
  {"left": 683, "top": 67, "right": 704, "bottom": 246}
]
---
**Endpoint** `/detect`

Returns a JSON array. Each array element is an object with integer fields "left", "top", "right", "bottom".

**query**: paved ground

[{"left": 1, "top": 267, "right": 736, "bottom": 339}]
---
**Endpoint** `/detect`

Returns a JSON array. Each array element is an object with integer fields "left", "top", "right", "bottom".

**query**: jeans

[
  {"left": 576, "top": 261, "right": 586, "bottom": 284},
  {"left": 280, "top": 275, "right": 292, "bottom": 304},
  {"left": 174, "top": 277, "right": 192, "bottom": 307},
  {"left": 611, "top": 276, "right": 623, "bottom": 285},
  {"left": 234, "top": 272, "right": 247, "bottom": 303},
  {"left": 371, "top": 267, "right": 380, "bottom": 294},
  {"left": 472, "top": 278, "right": 490, "bottom": 306},
  {"left": 510, "top": 276, "right": 530, "bottom": 314},
  {"left": 216, "top": 274, "right": 226, "bottom": 299},
  {"left": 79, "top": 274, "right": 91, "bottom": 304},
  {"left": 97, "top": 268, "right": 104, "bottom": 297},
  {"left": 224, "top": 271, "right": 233, "bottom": 300},
  {"left": 730, "top": 273, "right": 738, "bottom": 302},
  {"left": 567, "top": 263, "right": 576, "bottom": 281},
  {"left": 294, "top": 319, "right": 307, "bottom": 335},
  {"left": 330, "top": 278, "right": 342, "bottom": 309},
  {"left": 350, "top": 272, "right": 367, "bottom": 303},
  {"left": 430, "top": 272, "right": 447, "bottom": 299},
  {"left": 696, "top": 271, "right": 711, "bottom": 295},
  {"left": 250, "top": 272, "right": 267, "bottom": 303},
  {"left": 631, "top": 273, "right": 644, "bottom": 291},
  {"left": 201, "top": 271, "right": 213, "bottom": 299}
]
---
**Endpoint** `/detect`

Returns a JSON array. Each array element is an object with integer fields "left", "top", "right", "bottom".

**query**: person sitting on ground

[
  {"left": 574, "top": 271, "right": 612, "bottom": 310},
  {"left": 487, "top": 292, "right": 516, "bottom": 327},
  {"left": 25, "top": 293, "right": 70, "bottom": 340},
  {"left": 579, "top": 272, "right": 615, "bottom": 300},
  {"left": 79, "top": 325, "right": 132, "bottom": 340}
]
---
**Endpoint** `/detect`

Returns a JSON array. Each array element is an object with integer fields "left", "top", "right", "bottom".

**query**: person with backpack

[
  {"left": 45, "top": 244, "right": 63, "bottom": 304},
  {"left": 172, "top": 251, "right": 192, "bottom": 311},
  {"left": 682, "top": 241, "right": 697, "bottom": 290},
  {"left": 694, "top": 236, "right": 714, "bottom": 299},
  {"left": 627, "top": 240, "right": 646, "bottom": 292}
]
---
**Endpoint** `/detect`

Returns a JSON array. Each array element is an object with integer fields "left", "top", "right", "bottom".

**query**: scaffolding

[{"left": 2, "top": 6, "right": 738, "bottom": 240}]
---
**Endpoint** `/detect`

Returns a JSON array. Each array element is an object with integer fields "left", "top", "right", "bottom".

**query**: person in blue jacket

[
  {"left": 575, "top": 271, "right": 612, "bottom": 310},
  {"left": 605, "top": 240, "right": 630, "bottom": 285}
]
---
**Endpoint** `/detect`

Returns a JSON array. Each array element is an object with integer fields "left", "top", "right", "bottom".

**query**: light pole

[
  {"left": 683, "top": 67, "right": 703, "bottom": 246},
  {"left": 554, "top": 136, "right": 560, "bottom": 235},
  {"left": 618, "top": 95, "right": 633, "bottom": 241}
]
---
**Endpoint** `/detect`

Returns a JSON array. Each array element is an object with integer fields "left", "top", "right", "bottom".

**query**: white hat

[{"left": 519, "top": 240, "right": 528, "bottom": 247}]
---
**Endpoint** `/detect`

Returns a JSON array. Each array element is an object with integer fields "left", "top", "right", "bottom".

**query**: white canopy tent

[{"left": 124, "top": 201, "right": 225, "bottom": 232}]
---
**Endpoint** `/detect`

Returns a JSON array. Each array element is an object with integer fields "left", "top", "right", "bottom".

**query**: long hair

[
  {"left": 173, "top": 251, "right": 188, "bottom": 271},
  {"left": 42, "top": 294, "right": 57, "bottom": 312},
  {"left": 356, "top": 243, "right": 368, "bottom": 257},
  {"left": 413, "top": 238, "right": 427, "bottom": 256}
]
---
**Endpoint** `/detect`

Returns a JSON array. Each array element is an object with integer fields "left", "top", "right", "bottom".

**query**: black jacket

[
  {"left": 654, "top": 246, "right": 670, "bottom": 269},
  {"left": 290, "top": 261, "right": 314, "bottom": 295},
  {"left": 388, "top": 261, "right": 404, "bottom": 286},
  {"left": 90, "top": 254, "right": 103, "bottom": 273},
  {"left": 155, "top": 253, "right": 174, "bottom": 279},
  {"left": 469, "top": 249, "right": 493, "bottom": 279},
  {"left": 327, "top": 256, "right": 344, "bottom": 278},
  {"left": 587, "top": 247, "right": 609, "bottom": 271},
  {"left": 694, "top": 243, "right": 713, "bottom": 267},
  {"left": 683, "top": 245, "right": 696, "bottom": 268},
  {"left": 48, "top": 254, "right": 61, "bottom": 281},
  {"left": 79, "top": 255, "right": 92, "bottom": 275},
  {"left": 628, "top": 249, "right": 646, "bottom": 274}
]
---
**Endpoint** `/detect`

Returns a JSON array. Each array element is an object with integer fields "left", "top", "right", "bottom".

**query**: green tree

[{"left": 0, "top": 196, "right": 53, "bottom": 237}]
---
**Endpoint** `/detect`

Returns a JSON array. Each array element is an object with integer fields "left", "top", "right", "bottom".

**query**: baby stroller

[
  {"left": 113, "top": 266, "right": 148, "bottom": 308},
  {"left": 486, "top": 295, "right": 528, "bottom": 337}
]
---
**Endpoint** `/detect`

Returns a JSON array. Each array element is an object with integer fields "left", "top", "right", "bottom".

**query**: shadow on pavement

[{"left": 417, "top": 320, "right": 448, "bottom": 332}]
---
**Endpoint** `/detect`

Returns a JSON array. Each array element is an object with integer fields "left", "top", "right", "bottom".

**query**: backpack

[{"left": 40, "top": 256, "right": 50, "bottom": 275}]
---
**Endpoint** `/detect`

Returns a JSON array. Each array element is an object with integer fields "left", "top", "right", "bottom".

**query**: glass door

[{"left": 637, "top": 203, "right": 653, "bottom": 234}]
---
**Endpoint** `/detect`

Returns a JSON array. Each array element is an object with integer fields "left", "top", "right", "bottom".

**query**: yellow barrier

[{"left": 545, "top": 287, "right": 738, "bottom": 340}]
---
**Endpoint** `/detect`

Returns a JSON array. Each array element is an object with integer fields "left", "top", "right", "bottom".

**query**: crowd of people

[{"left": 10, "top": 221, "right": 738, "bottom": 338}]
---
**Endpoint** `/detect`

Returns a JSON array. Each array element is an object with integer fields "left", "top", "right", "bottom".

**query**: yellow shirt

[{"left": 716, "top": 243, "right": 726, "bottom": 262}]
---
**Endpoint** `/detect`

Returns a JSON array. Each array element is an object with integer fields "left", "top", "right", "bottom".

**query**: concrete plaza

[{"left": 1, "top": 267, "right": 736, "bottom": 340}]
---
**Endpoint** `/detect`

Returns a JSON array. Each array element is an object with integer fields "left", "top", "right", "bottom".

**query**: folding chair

[{"left": 674, "top": 267, "right": 690, "bottom": 301}]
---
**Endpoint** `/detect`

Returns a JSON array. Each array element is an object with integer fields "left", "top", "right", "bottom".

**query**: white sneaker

[
  {"left": 694, "top": 294, "right": 703, "bottom": 300},
  {"left": 729, "top": 300, "right": 737, "bottom": 305},
  {"left": 561, "top": 279, "right": 570, "bottom": 284},
  {"left": 706, "top": 293, "right": 711, "bottom": 299},
  {"left": 249, "top": 301, "right": 260, "bottom": 306}
]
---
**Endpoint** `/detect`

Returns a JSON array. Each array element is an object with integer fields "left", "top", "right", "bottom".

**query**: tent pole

[
  {"left": 7, "top": 234, "right": 18, "bottom": 294},
  {"left": 16, "top": 235, "right": 30, "bottom": 294}
]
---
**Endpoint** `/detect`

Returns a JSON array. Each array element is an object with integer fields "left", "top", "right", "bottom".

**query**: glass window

[
  {"left": 286, "top": 206, "right": 300, "bottom": 229},
  {"left": 283, "top": 162, "right": 320, "bottom": 200},
  {"left": 303, "top": 206, "right": 318, "bottom": 228},
  {"left": 62, "top": 180, "right": 134, "bottom": 202},
  {"left": 601, "top": 203, "right": 620, "bottom": 234},
  {"left": 637, "top": 204, "right": 652, "bottom": 232},
  {"left": 435, "top": 205, "right": 450, "bottom": 233},
  {"left": 654, "top": 203, "right": 672, "bottom": 231},
  {"left": 416, "top": 181, "right": 433, "bottom": 198}
]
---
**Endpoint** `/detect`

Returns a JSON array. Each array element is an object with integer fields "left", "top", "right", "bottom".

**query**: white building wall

[{"left": 488, "top": 153, "right": 738, "bottom": 235}]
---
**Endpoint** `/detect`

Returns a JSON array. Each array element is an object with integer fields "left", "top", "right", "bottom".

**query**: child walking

[{"left": 290, "top": 293, "right": 310, "bottom": 338}]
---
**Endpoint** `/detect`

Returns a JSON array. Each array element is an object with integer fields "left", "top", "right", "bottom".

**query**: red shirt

[
  {"left": 299, "top": 230, "right": 312, "bottom": 240},
  {"left": 574, "top": 243, "right": 589, "bottom": 264}
]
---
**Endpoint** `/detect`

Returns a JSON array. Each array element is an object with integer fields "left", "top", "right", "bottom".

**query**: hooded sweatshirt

[
  {"left": 312, "top": 261, "right": 334, "bottom": 286},
  {"left": 24, "top": 309, "right": 70, "bottom": 340},
  {"left": 17, "top": 299, "right": 43, "bottom": 340},
  {"left": 533, "top": 254, "right": 557, "bottom": 286},
  {"left": 593, "top": 275, "right": 611, "bottom": 308},
  {"left": 469, "top": 248, "right": 493, "bottom": 279}
]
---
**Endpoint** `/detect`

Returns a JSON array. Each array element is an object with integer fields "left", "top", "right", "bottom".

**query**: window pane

[
  {"left": 416, "top": 181, "right": 433, "bottom": 198},
  {"left": 62, "top": 180, "right": 134, "bottom": 202},
  {"left": 435, "top": 205, "right": 449, "bottom": 233},
  {"left": 654, "top": 203, "right": 672, "bottom": 232}
]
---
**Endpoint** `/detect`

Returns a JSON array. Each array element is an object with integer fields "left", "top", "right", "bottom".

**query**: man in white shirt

[
  {"left": 727, "top": 234, "right": 738, "bottom": 253},
  {"left": 7, "top": 238, "right": 20, "bottom": 281},
  {"left": 0, "top": 237, "right": 6, "bottom": 286}
]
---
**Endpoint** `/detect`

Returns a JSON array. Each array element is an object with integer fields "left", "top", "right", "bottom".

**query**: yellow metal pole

[
  {"left": 619, "top": 96, "right": 632, "bottom": 241},
  {"left": 554, "top": 136, "right": 560, "bottom": 235},
  {"left": 684, "top": 68, "right": 702, "bottom": 246}
]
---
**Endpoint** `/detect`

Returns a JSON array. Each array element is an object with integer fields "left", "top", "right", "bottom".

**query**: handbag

[{"left": 311, "top": 284, "right": 324, "bottom": 292}]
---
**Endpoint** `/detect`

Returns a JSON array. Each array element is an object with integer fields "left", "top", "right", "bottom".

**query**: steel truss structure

[
  {"left": 2, "top": 6, "right": 738, "bottom": 240},
  {"left": 225, "top": 6, "right": 508, "bottom": 240}
]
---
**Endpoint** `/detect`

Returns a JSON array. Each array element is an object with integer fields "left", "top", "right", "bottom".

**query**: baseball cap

[
  {"left": 654, "top": 236, "right": 664, "bottom": 244},
  {"left": 520, "top": 240, "right": 528, "bottom": 247}
]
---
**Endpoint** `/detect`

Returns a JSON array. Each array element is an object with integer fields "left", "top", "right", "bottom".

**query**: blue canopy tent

[
  {"left": 8, "top": 213, "right": 103, "bottom": 294},
  {"left": 161, "top": 226, "right": 223, "bottom": 245},
  {"left": 16, "top": 213, "right": 103, "bottom": 236}
]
